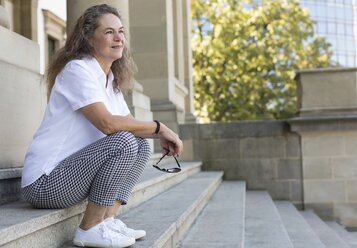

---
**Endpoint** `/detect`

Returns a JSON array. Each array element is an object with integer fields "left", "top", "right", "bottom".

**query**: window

[
  {"left": 336, "top": 37, "right": 345, "bottom": 51},
  {"left": 326, "top": 5, "right": 336, "bottom": 18},
  {"left": 347, "top": 55, "right": 355, "bottom": 67},
  {"left": 316, "top": 3, "right": 327, "bottom": 17},
  {"left": 344, "top": 7, "right": 354, "bottom": 20},
  {"left": 328, "top": 22, "right": 336, "bottom": 34},
  {"left": 346, "top": 38, "right": 354, "bottom": 52},
  {"left": 47, "top": 36, "right": 57, "bottom": 65},
  {"left": 43, "top": 9, "right": 65, "bottom": 68},
  {"left": 346, "top": 24, "right": 353, "bottom": 35},
  {"left": 336, "top": 7, "right": 344, "bottom": 19},
  {"left": 337, "top": 23, "right": 344, "bottom": 35},
  {"left": 317, "top": 22, "right": 327, "bottom": 33}
]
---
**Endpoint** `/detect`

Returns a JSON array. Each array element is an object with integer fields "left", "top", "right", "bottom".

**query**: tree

[{"left": 191, "top": 0, "right": 333, "bottom": 122}]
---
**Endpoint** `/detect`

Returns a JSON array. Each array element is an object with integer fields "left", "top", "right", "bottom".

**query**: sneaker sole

[
  {"left": 134, "top": 231, "right": 146, "bottom": 240},
  {"left": 73, "top": 238, "right": 135, "bottom": 248}
]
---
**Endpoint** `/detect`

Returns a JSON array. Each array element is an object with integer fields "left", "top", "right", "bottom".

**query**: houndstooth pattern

[{"left": 23, "top": 131, "right": 151, "bottom": 208}]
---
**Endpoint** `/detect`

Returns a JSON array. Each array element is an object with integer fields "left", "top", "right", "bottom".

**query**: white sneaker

[
  {"left": 105, "top": 217, "right": 146, "bottom": 240},
  {"left": 73, "top": 221, "right": 135, "bottom": 248}
]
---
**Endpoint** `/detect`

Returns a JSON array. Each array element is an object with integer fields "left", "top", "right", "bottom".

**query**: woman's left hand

[{"left": 158, "top": 126, "right": 183, "bottom": 157}]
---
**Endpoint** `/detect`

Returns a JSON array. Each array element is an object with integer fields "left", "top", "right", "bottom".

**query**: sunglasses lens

[
  {"left": 167, "top": 168, "right": 181, "bottom": 173},
  {"left": 153, "top": 165, "right": 181, "bottom": 173}
]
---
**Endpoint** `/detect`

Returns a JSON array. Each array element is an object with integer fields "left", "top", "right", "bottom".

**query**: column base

[
  {"left": 125, "top": 82, "right": 154, "bottom": 152},
  {"left": 185, "top": 112, "right": 197, "bottom": 123}
]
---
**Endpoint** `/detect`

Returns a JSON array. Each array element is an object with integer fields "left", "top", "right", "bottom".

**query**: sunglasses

[{"left": 152, "top": 150, "right": 181, "bottom": 173}]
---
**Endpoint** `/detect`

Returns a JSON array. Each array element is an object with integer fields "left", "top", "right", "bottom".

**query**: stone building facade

[
  {"left": 0, "top": 0, "right": 196, "bottom": 202},
  {"left": 1, "top": 0, "right": 357, "bottom": 228},
  {"left": 0, "top": 0, "right": 196, "bottom": 157}
]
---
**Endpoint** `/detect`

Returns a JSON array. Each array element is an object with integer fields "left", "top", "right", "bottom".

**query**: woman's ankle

[
  {"left": 79, "top": 219, "right": 103, "bottom": 231},
  {"left": 104, "top": 214, "right": 115, "bottom": 220}
]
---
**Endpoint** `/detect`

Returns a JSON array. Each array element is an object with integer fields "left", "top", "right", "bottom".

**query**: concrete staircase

[{"left": 1, "top": 157, "right": 357, "bottom": 248}]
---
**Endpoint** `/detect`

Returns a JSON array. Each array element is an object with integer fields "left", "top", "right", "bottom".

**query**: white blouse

[{"left": 21, "top": 57, "right": 130, "bottom": 187}]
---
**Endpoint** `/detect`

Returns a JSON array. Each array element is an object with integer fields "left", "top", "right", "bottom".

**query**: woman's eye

[{"left": 106, "top": 30, "right": 113, "bottom": 34}]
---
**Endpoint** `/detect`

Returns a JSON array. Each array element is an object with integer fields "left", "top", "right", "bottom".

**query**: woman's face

[{"left": 90, "top": 13, "right": 125, "bottom": 71}]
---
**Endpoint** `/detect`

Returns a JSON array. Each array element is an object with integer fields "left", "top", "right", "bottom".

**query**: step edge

[
  {"left": 245, "top": 191, "right": 294, "bottom": 248},
  {"left": 0, "top": 154, "right": 168, "bottom": 180},
  {"left": 179, "top": 181, "right": 246, "bottom": 248},
  {"left": 274, "top": 201, "right": 325, "bottom": 247},
  {"left": 242, "top": 181, "right": 246, "bottom": 248},
  {"left": 134, "top": 162, "right": 201, "bottom": 192},
  {"left": 326, "top": 221, "right": 357, "bottom": 244},
  {"left": 0, "top": 167, "right": 23, "bottom": 179},
  {"left": 150, "top": 171, "right": 224, "bottom": 248},
  {"left": 269, "top": 196, "right": 294, "bottom": 248},
  {"left": 118, "top": 162, "right": 202, "bottom": 215},
  {"left": 0, "top": 203, "right": 86, "bottom": 246},
  {"left": 0, "top": 162, "right": 203, "bottom": 246},
  {"left": 301, "top": 210, "right": 350, "bottom": 248}
]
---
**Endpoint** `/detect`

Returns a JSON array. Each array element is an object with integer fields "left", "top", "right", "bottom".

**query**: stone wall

[
  {"left": 0, "top": 25, "right": 46, "bottom": 169},
  {"left": 290, "top": 67, "right": 357, "bottom": 227},
  {"left": 296, "top": 68, "right": 357, "bottom": 116},
  {"left": 179, "top": 121, "right": 303, "bottom": 206},
  {"left": 300, "top": 130, "right": 357, "bottom": 226},
  {"left": 0, "top": 23, "right": 46, "bottom": 204}
]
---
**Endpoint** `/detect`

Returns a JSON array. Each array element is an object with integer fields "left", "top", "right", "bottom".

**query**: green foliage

[{"left": 192, "top": 0, "right": 333, "bottom": 122}]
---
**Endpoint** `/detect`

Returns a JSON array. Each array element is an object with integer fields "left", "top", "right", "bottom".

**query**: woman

[{"left": 21, "top": 4, "right": 183, "bottom": 248}]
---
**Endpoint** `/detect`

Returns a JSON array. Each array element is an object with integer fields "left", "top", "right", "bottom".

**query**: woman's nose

[{"left": 114, "top": 32, "right": 125, "bottom": 41}]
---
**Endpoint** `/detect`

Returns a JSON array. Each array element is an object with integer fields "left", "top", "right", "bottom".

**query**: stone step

[
  {"left": 274, "top": 201, "right": 325, "bottom": 248},
  {"left": 0, "top": 153, "right": 167, "bottom": 206},
  {"left": 120, "top": 160, "right": 201, "bottom": 215},
  {"left": 326, "top": 221, "right": 357, "bottom": 248},
  {"left": 117, "top": 171, "right": 223, "bottom": 248},
  {"left": 244, "top": 191, "right": 293, "bottom": 248},
  {"left": 62, "top": 171, "right": 224, "bottom": 248},
  {"left": 0, "top": 167, "right": 22, "bottom": 180},
  {"left": 178, "top": 181, "right": 246, "bottom": 248},
  {"left": 0, "top": 153, "right": 165, "bottom": 180},
  {"left": 0, "top": 167, "right": 22, "bottom": 205},
  {"left": 0, "top": 161, "right": 201, "bottom": 248},
  {"left": 301, "top": 210, "right": 350, "bottom": 248}
]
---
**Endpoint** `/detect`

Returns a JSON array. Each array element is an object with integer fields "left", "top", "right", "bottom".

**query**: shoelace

[
  {"left": 100, "top": 223, "right": 127, "bottom": 245},
  {"left": 113, "top": 219, "right": 126, "bottom": 228},
  {"left": 112, "top": 219, "right": 131, "bottom": 234}
]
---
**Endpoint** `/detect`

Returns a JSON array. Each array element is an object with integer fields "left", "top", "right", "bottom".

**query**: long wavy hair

[{"left": 46, "top": 4, "right": 136, "bottom": 94}]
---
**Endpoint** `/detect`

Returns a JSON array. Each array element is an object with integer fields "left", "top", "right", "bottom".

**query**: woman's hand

[{"left": 158, "top": 124, "right": 183, "bottom": 157}]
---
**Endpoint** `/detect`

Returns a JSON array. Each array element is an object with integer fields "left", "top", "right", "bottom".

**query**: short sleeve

[{"left": 56, "top": 61, "right": 103, "bottom": 111}]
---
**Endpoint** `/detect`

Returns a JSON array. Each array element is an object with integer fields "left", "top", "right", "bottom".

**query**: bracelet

[{"left": 154, "top": 120, "right": 160, "bottom": 134}]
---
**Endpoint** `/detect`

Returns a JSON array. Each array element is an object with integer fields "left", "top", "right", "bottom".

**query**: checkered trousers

[{"left": 23, "top": 131, "right": 151, "bottom": 209}]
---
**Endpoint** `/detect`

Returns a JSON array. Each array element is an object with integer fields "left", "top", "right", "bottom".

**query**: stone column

[
  {"left": 13, "top": 0, "right": 39, "bottom": 41},
  {"left": 0, "top": 4, "right": 45, "bottom": 203},
  {"left": 0, "top": 5, "right": 10, "bottom": 29},
  {"left": 129, "top": 0, "right": 190, "bottom": 136},
  {"left": 182, "top": 0, "right": 196, "bottom": 123},
  {"left": 289, "top": 68, "right": 357, "bottom": 227}
]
